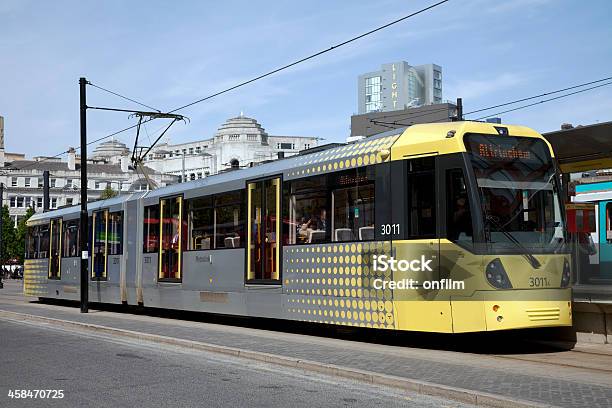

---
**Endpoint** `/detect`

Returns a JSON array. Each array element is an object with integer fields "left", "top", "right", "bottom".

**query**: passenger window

[
  {"left": 284, "top": 168, "right": 375, "bottom": 245},
  {"left": 109, "top": 212, "right": 123, "bottom": 255},
  {"left": 332, "top": 170, "right": 375, "bottom": 242},
  {"left": 143, "top": 205, "right": 160, "bottom": 253},
  {"left": 286, "top": 175, "right": 329, "bottom": 245},
  {"left": 26, "top": 226, "right": 39, "bottom": 259},
  {"left": 407, "top": 157, "right": 436, "bottom": 238},
  {"left": 62, "top": 220, "right": 79, "bottom": 258},
  {"left": 446, "top": 169, "right": 473, "bottom": 243},
  {"left": 39, "top": 225, "right": 50, "bottom": 259},
  {"left": 215, "top": 191, "right": 244, "bottom": 248},
  {"left": 187, "top": 196, "right": 213, "bottom": 250}
]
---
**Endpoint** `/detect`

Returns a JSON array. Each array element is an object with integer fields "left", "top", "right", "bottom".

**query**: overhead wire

[
  {"left": 88, "top": 82, "right": 161, "bottom": 113},
  {"left": 8, "top": 0, "right": 450, "bottom": 173}
]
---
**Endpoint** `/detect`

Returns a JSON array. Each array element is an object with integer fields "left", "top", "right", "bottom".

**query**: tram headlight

[
  {"left": 485, "top": 258, "right": 512, "bottom": 289},
  {"left": 561, "top": 258, "right": 571, "bottom": 288}
]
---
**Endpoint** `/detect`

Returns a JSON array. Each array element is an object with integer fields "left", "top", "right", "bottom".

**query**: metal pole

[
  {"left": 182, "top": 154, "right": 185, "bottom": 183},
  {"left": 79, "top": 77, "right": 89, "bottom": 313},
  {"left": 43, "top": 170, "right": 50, "bottom": 212},
  {"left": 456, "top": 97, "right": 463, "bottom": 121}
]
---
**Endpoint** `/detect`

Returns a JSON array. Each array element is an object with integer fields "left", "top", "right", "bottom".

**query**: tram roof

[{"left": 543, "top": 121, "right": 612, "bottom": 173}]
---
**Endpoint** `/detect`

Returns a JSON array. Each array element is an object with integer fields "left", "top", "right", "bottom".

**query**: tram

[{"left": 23, "top": 121, "right": 572, "bottom": 333}]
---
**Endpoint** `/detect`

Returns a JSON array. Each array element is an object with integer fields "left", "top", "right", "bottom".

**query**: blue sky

[{"left": 1, "top": 0, "right": 611, "bottom": 157}]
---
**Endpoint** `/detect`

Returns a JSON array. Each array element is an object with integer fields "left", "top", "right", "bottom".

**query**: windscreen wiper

[{"left": 485, "top": 215, "right": 541, "bottom": 269}]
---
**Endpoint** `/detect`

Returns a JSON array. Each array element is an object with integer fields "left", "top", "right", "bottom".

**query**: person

[
  {"left": 297, "top": 216, "right": 313, "bottom": 243},
  {"left": 451, "top": 195, "right": 472, "bottom": 240}
]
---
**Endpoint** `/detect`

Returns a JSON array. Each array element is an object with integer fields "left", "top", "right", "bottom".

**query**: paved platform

[{"left": 1, "top": 281, "right": 612, "bottom": 408}]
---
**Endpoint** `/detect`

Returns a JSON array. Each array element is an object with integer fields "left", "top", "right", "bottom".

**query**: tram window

[
  {"left": 332, "top": 181, "right": 375, "bottom": 242},
  {"left": 215, "top": 190, "right": 245, "bottom": 248},
  {"left": 285, "top": 168, "right": 375, "bottom": 244},
  {"left": 446, "top": 169, "right": 473, "bottom": 243},
  {"left": 143, "top": 205, "right": 160, "bottom": 253},
  {"left": 407, "top": 157, "right": 436, "bottom": 238},
  {"left": 109, "top": 212, "right": 123, "bottom": 255},
  {"left": 62, "top": 220, "right": 79, "bottom": 258},
  {"left": 39, "top": 224, "right": 50, "bottom": 259},
  {"left": 187, "top": 196, "right": 213, "bottom": 250},
  {"left": 26, "top": 226, "right": 39, "bottom": 259},
  {"left": 286, "top": 175, "right": 329, "bottom": 245}
]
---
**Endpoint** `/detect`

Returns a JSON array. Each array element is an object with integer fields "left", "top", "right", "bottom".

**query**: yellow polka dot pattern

[
  {"left": 286, "top": 134, "right": 400, "bottom": 180},
  {"left": 23, "top": 259, "right": 48, "bottom": 296},
  {"left": 284, "top": 242, "right": 395, "bottom": 329}
]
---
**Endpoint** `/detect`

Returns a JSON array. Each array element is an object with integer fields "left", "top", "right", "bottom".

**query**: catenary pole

[{"left": 79, "top": 77, "right": 89, "bottom": 313}]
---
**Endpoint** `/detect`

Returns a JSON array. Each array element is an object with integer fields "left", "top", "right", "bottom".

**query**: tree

[
  {"left": 0, "top": 205, "right": 16, "bottom": 265},
  {"left": 100, "top": 186, "right": 118, "bottom": 199},
  {"left": 14, "top": 207, "right": 35, "bottom": 264}
]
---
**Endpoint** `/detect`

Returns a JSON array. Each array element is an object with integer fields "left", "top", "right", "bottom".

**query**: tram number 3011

[
  {"left": 529, "top": 277, "right": 551, "bottom": 287},
  {"left": 381, "top": 224, "right": 400, "bottom": 236}
]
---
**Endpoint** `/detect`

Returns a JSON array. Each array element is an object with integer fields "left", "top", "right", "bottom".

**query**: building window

[
  {"left": 178, "top": 176, "right": 182, "bottom": 183},
  {"left": 37, "top": 197, "right": 43, "bottom": 208},
  {"left": 189, "top": 148, "right": 194, "bottom": 155},
  {"left": 24, "top": 178, "right": 31, "bottom": 187},
  {"left": 95, "top": 181, "right": 101, "bottom": 189},
  {"left": 16, "top": 197, "right": 24, "bottom": 208},
  {"left": 197, "top": 173, "right": 202, "bottom": 179},
  {"left": 66, "top": 198, "right": 74, "bottom": 206},
  {"left": 38, "top": 178, "right": 43, "bottom": 188},
  {"left": 62, "top": 220, "right": 79, "bottom": 258},
  {"left": 195, "top": 147, "right": 201, "bottom": 153},
  {"left": 50, "top": 178, "right": 57, "bottom": 188},
  {"left": 66, "top": 179, "right": 73, "bottom": 188},
  {"left": 279, "top": 142, "right": 293, "bottom": 150},
  {"left": 25, "top": 197, "right": 31, "bottom": 208},
  {"left": 434, "top": 70, "right": 442, "bottom": 80},
  {"left": 109, "top": 212, "right": 123, "bottom": 255},
  {"left": 304, "top": 144, "right": 311, "bottom": 149},
  {"left": 182, "top": 149, "right": 187, "bottom": 154},
  {"left": 9, "top": 197, "right": 16, "bottom": 207},
  {"left": 229, "top": 134, "right": 240, "bottom": 141},
  {"left": 364, "top": 76, "right": 382, "bottom": 113},
  {"left": 11, "top": 177, "right": 17, "bottom": 187},
  {"left": 51, "top": 198, "right": 57, "bottom": 208},
  {"left": 143, "top": 205, "right": 160, "bottom": 253}
]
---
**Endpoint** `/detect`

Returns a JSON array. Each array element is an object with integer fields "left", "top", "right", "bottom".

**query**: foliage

[
  {"left": 0, "top": 205, "right": 15, "bottom": 264},
  {"left": 100, "top": 185, "right": 119, "bottom": 199},
  {"left": 0, "top": 205, "right": 35, "bottom": 265}
]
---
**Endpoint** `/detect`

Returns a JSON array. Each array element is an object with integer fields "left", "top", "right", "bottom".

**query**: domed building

[
  {"left": 91, "top": 139, "right": 130, "bottom": 164},
  {"left": 143, "top": 114, "right": 318, "bottom": 182}
]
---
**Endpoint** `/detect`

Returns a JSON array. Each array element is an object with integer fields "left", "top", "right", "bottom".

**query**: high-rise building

[{"left": 357, "top": 61, "right": 443, "bottom": 114}]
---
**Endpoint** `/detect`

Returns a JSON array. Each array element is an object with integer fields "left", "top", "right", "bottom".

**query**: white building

[
  {"left": 0, "top": 117, "right": 177, "bottom": 225},
  {"left": 143, "top": 115, "right": 318, "bottom": 182}
]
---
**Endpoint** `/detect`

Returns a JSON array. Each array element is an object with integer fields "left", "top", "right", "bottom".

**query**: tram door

[
  {"left": 159, "top": 196, "right": 183, "bottom": 281},
  {"left": 49, "top": 218, "right": 62, "bottom": 279},
  {"left": 92, "top": 210, "right": 108, "bottom": 279},
  {"left": 247, "top": 177, "right": 281, "bottom": 282}
]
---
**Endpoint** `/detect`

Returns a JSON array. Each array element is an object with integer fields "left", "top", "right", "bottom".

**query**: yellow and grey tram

[{"left": 24, "top": 121, "right": 572, "bottom": 333}]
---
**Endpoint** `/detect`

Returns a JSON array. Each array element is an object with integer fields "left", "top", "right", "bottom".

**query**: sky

[{"left": 1, "top": 0, "right": 611, "bottom": 158}]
